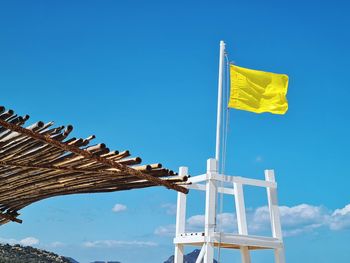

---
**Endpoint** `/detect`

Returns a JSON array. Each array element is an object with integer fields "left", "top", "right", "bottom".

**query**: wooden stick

[{"left": 0, "top": 118, "right": 189, "bottom": 194}]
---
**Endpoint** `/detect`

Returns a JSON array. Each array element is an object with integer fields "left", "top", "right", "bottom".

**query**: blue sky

[{"left": 0, "top": 0, "right": 350, "bottom": 262}]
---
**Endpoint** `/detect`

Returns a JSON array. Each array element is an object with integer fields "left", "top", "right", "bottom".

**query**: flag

[{"left": 228, "top": 65, "right": 289, "bottom": 114}]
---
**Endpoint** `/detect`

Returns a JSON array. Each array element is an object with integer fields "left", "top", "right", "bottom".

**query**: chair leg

[
  {"left": 274, "top": 247, "right": 286, "bottom": 263},
  {"left": 240, "top": 247, "right": 251, "bottom": 263}
]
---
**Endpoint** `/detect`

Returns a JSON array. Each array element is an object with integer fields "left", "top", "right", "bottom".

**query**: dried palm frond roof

[{"left": 0, "top": 106, "right": 188, "bottom": 225}]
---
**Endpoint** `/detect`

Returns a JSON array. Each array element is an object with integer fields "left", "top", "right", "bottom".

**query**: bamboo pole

[{"left": 0, "top": 118, "right": 188, "bottom": 194}]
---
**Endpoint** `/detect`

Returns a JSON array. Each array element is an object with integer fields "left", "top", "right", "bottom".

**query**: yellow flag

[{"left": 228, "top": 65, "right": 289, "bottom": 114}]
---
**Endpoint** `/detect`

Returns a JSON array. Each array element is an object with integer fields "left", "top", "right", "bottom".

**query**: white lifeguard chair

[{"left": 173, "top": 158, "right": 286, "bottom": 263}]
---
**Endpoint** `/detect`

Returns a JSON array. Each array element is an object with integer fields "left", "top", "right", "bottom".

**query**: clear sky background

[{"left": 0, "top": 0, "right": 349, "bottom": 262}]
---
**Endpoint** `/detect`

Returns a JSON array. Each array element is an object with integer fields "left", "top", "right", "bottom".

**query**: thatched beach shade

[{"left": 0, "top": 106, "right": 188, "bottom": 225}]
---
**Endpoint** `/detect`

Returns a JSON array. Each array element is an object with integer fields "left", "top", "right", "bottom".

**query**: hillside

[
  {"left": 0, "top": 242, "right": 211, "bottom": 263},
  {"left": 0, "top": 243, "right": 73, "bottom": 263}
]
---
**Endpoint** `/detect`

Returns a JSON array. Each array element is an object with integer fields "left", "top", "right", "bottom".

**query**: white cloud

[
  {"left": 0, "top": 237, "right": 40, "bottom": 247},
  {"left": 19, "top": 237, "right": 40, "bottom": 246},
  {"left": 0, "top": 237, "right": 18, "bottom": 245},
  {"left": 83, "top": 240, "right": 157, "bottom": 248},
  {"left": 154, "top": 224, "right": 176, "bottom": 236},
  {"left": 279, "top": 204, "right": 328, "bottom": 227},
  {"left": 0, "top": 238, "right": 66, "bottom": 250},
  {"left": 332, "top": 204, "right": 350, "bottom": 216},
  {"left": 249, "top": 206, "right": 270, "bottom": 231},
  {"left": 217, "top": 213, "right": 237, "bottom": 231},
  {"left": 161, "top": 203, "right": 177, "bottom": 215},
  {"left": 112, "top": 203, "right": 127, "bottom": 213},
  {"left": 187, "top": 214, "right": 205, "bottom": 229},
  {"left": 187, "top": 213, "right": 236, "bottom": 232},
  {"left": 279, "top": 204, "right": 329, "bottom": 236},
  {"left": 250, "top": 204, "right": 330, "bottom": 236},
  {"left": 330, "top": 204, "right": 350, "bottom": 230},
  {"left": 155, "top": 203, "right": 350, "bottom": 238}
]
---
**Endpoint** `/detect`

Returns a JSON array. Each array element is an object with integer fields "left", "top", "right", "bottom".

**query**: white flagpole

[{"left": 215, "top": 40, "right": 226, "bottom": 162}]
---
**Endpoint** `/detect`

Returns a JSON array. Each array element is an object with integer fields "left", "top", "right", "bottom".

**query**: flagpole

[{"left": 215, "top": 40, "right": 226, "bottom": 162}]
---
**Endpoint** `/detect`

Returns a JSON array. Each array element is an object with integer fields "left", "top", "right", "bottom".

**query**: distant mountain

[
  {"left": 164, "top": 249, "right": 218, "bottom": 263},
  {"left": 65, "top": 257, "right": 80, "bottom": 263},
  {"left": 0, "top": 243, "right": 75, "bottom": 263}
]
